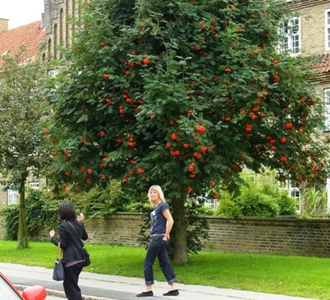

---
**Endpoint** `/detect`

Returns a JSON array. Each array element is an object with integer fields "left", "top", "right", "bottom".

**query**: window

[
  {"left": 204, "top": 198, "right": 217, "bottom": 210},
  {"left": 8, "top": 189, "right": 19, "bottom": 205},
  {"left": 279, "top": 180, "right": 301, "bottom": 213},
  {"left": 325, "top": 10, "right": 330, "bottom": 50},
  {"left": 324, "top": 89, "right": 330, "bottom": 131},
  {"left": 197, "top": 195, "right": 218, "bottom": 211},
  {"left": 279, "top": 17, "right": 301, "bottom": 55},
  {"left": 29, "top": 182, "right": 40, "bottom": 190}
]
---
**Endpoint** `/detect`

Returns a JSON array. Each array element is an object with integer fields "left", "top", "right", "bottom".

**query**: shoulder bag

[{"left": 52, "top": 242, "right": 65, "bottom": 281}]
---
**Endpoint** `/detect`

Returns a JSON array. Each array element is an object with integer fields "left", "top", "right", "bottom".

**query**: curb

[{"left": 16, "top": 285, "right": 113, "bottom": 300}]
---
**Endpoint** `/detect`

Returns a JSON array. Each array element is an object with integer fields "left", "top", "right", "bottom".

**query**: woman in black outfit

[{"left": 49, "top": 201, "right": 88, "bottom": 300}]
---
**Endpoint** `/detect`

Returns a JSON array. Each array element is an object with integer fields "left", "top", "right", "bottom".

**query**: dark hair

[{"left": 58, "top": 201, "right": 76, "bottom": 220}]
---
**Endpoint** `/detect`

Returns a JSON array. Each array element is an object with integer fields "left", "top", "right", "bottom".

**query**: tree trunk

[
  {"left": 171, "top": 196, "right": 188, "bottom": 264},
  {"left": 17, "top": 177, "right": 28, "bottom": 249}
]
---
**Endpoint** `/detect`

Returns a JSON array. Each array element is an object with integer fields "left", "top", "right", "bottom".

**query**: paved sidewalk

[{"left": 0, "top": 263, "right": 317, "bottom": 300}]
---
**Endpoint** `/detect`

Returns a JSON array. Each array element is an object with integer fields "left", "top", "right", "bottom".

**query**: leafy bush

[
  {"left": 1, "top": 205, "right": 19, "bottom": 240},
  {"left": 216, "top": 199, "right": 242, "bottom": 218},
  {"left": 276, "top": 191, "right": 297, "bottom": 215},
  {"left": 215, "top": 170, "right": 297, "bottom": 217},
  {"left": 238, "top": 186, "right": 279, "bottom": 217},
  {"left": 78, "top": 179, "right": 145, "bottom": 218},
  {"left": 25, "top": 189, "right": 61, "bottom": 233},
  {"left": 1, "top": 189, "right": 61, "bottom": 240}
]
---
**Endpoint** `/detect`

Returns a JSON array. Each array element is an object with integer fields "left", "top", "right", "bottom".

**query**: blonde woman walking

[{"left": 137, "top": 185, "right": 179, "bottom": 297}]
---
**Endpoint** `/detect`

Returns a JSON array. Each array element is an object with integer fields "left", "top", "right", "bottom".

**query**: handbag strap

[
  {"left": 56, "top": 242, "right": 63, "bottom": 259},
  {"left": 66, "top": 221, "right": 84, "bottom": 248}
]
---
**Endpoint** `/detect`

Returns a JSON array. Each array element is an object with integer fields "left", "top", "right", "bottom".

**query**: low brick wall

[
  {"left": 203, "top": 216, "right": 330, "bottom": 257},
  {"left": 27, "top": 213, "right": 146, "bottom": 247},
  {"left": 83, "top": 213, "right": 145, "bottom": 246},
  {"left": 1, "top": 213, "right": 330, "bottom": 257}
]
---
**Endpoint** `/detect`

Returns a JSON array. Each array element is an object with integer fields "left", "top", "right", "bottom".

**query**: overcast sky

[{"left": 1, "top": 0, "right": 44, "bottom": 29}]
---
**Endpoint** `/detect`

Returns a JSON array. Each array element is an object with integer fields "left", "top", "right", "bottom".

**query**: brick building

[
  {"left": 282, "top": 0, "right": 330, "bottom": 125},
  {"left": 282, "top": 0, "right": 330, "bottom": 208},
  {"left": 43, "top": 0, "right": 86, "bottom": 60}
]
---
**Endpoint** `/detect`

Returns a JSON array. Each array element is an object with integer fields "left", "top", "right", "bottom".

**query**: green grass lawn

[{"left": 1, "top": 240, "right": 329, "bottom": 299}]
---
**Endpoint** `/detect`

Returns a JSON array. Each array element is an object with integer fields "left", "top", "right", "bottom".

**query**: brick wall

[
  {"left": 83, "top": 213, "right": 146, "bottom": 247},
  {"left": 2, "top": 213, "right": 330, "bottom": 257},
  {"left": 25, "top": 213, "right": 146, "bottom": 247},
  {"left": 203, "top": 216, "right": 330, "bottom": 257}
]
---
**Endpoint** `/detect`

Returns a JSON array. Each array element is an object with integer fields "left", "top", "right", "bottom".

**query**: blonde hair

[{"left": 148, "top": 185, "right": 166, "bottom": 203}]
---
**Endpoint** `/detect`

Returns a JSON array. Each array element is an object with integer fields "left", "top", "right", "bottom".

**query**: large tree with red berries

[{"left": 45, "top": 0, "right": 330, "bottom": 263}]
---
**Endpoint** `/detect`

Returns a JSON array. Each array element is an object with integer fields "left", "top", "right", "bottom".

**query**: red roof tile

[
  {"left": 0, "top": 21, "right": 46, "bottom": 67},
  {"left": 315, "top": 53, "right": 330, "bottom": 73}
]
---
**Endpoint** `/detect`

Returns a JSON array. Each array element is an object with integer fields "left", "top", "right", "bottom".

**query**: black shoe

[
  {"left": 137, "top": 291, "right": 154, "bottom": 297},
  {"left": 163, "top": 289, "right": 179, "bottom": 296}
]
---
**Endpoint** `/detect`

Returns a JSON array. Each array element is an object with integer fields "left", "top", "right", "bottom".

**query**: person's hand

[
  {"left": 77, "top": 213, "right": 84, "bottom": 222},
  {"left": 49, "top": 230, "right": 55, "bottom": 238}
]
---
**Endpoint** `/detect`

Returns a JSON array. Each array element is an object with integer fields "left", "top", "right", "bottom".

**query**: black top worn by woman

[{"left": 50, "top": 219, "right": 88, "bottom": 264}]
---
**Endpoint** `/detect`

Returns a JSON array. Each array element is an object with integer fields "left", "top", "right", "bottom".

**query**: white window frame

[
  {"left": 278, "top": 180, "right": 301, "bottom": 213},
  {"left": 7, "top": 189, "right": 19, "bottom": 205},
  {"left": 197, "top": 194, "right": 218, "bottom": 211},
  {"left": 325, "top": 10, "right": 330, "bottom": 50},
  {"left": 324, "top": 89, "right": 330, "bottom": 131},
  {"left": 29, "top": 182, "right": 40, "bottom": 190},
  {"left": 279, "top": 17, "right": 301, "bottom": 55},
  {"left": 204, "top": 198, "right": 217, "bottom": 211}
]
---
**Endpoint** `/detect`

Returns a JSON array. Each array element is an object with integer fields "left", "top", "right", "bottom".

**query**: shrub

[
  {"left": 1, "top": 205, "right": 19, "bottom": 240},
  {"left": 1, "top": 189, "right": 61, "bottom": 240},
  {"left": 239, "top": 186, "right": 280, "bottom": 217},
  {"left": 216, "top": 198, "right": 242, "bottom": 218},
  {"left": 25, "top": 189, "right": 61, "bottom": 234},
  {"left": 276, "top": 191, "right": 297, "bottom": 215},
  {"left": 215, "top": 170, "right": 297, "bottom": 218},
  {"left": 79, "top": 180, "right": 143, "bottom": 218}
]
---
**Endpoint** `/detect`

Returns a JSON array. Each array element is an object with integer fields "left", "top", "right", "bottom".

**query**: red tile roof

[
  {"left": 0, "top": 21, "right": 46, "bottom": 67},
  {"left": 315, "top": 53, "right": 330, "bottom": 73}
]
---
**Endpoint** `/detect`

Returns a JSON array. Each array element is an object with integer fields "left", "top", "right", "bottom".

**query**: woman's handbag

[
  {"left": 52, "top": 242, "right": 65, "bottom": 281},
  {"left": 82, "top": 248, "right": 91, "bottom": 266}
]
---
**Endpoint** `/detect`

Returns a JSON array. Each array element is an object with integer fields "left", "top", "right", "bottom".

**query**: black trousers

[{"left": 63, "top": 262, "right": 84, "bottom": 300}]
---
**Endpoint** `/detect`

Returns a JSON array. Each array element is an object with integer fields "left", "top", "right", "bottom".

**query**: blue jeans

[{"left": 143, "top": 235, "right": 178, "bottom": 285}]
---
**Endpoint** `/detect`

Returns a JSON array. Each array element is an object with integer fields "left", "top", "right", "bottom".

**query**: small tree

[
  {"left": 44, "top": 0, "right": 330, "bottom": 262},
  {"left": 0, "top": 46, "right": 50, "bottom": 248}
]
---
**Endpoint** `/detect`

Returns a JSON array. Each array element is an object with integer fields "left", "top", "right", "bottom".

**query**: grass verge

[{"left": 0, "top": 240, "right": 329, "bottom": 299}]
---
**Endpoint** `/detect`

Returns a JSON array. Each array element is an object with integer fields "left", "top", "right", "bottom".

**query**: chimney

[{"left": 0, "top": 18, "right": 9, "bottom": 33}]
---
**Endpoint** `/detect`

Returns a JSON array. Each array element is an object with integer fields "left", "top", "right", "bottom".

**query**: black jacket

[{"left": 50, "top": 219, "right": 88, "bottom": 264}]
